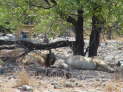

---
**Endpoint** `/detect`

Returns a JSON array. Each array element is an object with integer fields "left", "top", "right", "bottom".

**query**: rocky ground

[{"left": 0, "top": 38, "right": 123, "bottom": 92}]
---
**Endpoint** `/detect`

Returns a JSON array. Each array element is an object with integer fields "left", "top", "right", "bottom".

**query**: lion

[
  {"left": 57, "top": 55, "right": 115, "bottom": 73},
  {"left": 21, "top": 50, "right": 56, "bottom": 67}
]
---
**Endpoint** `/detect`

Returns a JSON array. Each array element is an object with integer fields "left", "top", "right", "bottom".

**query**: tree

[
  {"left": 66, "top": 10, "right": 84, "bottom": 55},
  {"left": 87, "top": 1, "right": 105, "bottom": 57},
  {"left": 52, "top": 0, "right": 86, "bottom": 55},
  {"left": 1, "top": 0, "right": 123, "bottom": 57},
  {"left": 87, "top": 0, "right": 123, "bottom": 57}
]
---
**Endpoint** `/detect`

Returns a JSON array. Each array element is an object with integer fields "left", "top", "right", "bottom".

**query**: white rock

[{"left": 18, "top": 85, "right": 33, "bottom": 91}]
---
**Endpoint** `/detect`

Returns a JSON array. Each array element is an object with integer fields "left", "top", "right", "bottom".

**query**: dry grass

[
  {"left": 0, "top": 70, "right": 48, "bottom": 92},
  {"left": 113, "top": 72, "right": 123, "bottom": 81},
  {"left": 114, "top": 36, "right": 123, "bottom": 42},
  {"left": 0, "top": 87, "right": 16, "bottom": 92},
  {"left": 104, "top": 72, "right": 123, "bottom": 92},
  {"left": 15, "top": 69, "right": 39, "bottom": 87},
  {"left": 15, "top": 69, "right": 30, "bottom": 87},
  {"left": 105, "top": 80, "right": 123, "bottom": 92}
]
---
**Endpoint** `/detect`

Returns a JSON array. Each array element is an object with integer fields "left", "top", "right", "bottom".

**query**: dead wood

[
  {"left": 0, "top": 40, "right": 74, "bottom": 50},
  {"left": 0, "top": 45, "right": 16, "bottom": 50},
  {"left": 0, "top": 40, "right": 74, "bottom": 61}
]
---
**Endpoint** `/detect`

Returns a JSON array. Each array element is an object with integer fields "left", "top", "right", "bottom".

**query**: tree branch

[
  {"left": 0, "top": 45, "right": 16, "bottom": 50},
  {"left": 0, "top": 40, "right": 75, "bottom": 50},
  {"left": 66, "top": 16, "right": 76, "bottom": 25},
  {"left": 0, "top": 40, "right": 15, "bottom": 45}
]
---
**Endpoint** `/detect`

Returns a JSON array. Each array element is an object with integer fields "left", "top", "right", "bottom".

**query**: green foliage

[{"left": 0, "top": 0, "right": 123, "bottom": 35}]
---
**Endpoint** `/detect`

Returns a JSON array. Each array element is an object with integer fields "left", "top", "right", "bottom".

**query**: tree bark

[
  {"left": 73, "top": 10, "right": 84, "bottom": 55},
  {"left": 67, "top": 9, "right": 85, "bottom": 55},
  {"left": 0, "top": 40, "right": 15, "bottom": 45},
  {"left": 107, "top": 26, "right": 112, "bottom": 40},
  {"left": 88, "top": 15, "right": 102, "bottom": 57},
  {"left": 0, "top": 40, "right": 74, "bottom": 50},
  {"left": 0, "top": 45, "right": 16, "bottom": 50}
]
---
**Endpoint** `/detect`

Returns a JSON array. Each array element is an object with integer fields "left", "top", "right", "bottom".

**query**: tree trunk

[
  {"left": 88, "top": 15, "right": 102, "bottom": 57},
  {"left": 107, "top": 26, "right": 112, "bottom": 40},
  {"left": 73, "top": 10, "right": 84, "bottom": 55},
  {"left": 66, "top": 9, "right": 85, "bottom": 55}
]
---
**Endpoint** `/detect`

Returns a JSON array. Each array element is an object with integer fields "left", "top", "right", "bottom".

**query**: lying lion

[
  {"left": 22, "top": 50, "right": 56, "bottom": 67},
  {"left": 57, "top": 55, "right": 115, "bottom": 73}
]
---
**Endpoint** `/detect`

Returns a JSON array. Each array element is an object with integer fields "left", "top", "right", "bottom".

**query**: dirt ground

[
  {"left": 0, "top": 67, "right": 123, "bottom": 92},
  {"left": 0, "top": 39, "right": 123, "bottom": 92}
]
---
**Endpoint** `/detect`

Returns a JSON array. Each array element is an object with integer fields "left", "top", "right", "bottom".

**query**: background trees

[{"left": 0, "top": 0, "right": 123, "bottom": 57}]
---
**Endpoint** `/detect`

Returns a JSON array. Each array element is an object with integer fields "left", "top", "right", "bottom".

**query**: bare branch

[
  {"left": 0, "top": 45, "right": 16, "bottom": 50},
  {"left": 0, "top": 40, "right": 15, "bottom": 45},
  {"left": 0, "top": 40, "right": 75, "bottom": 50}
]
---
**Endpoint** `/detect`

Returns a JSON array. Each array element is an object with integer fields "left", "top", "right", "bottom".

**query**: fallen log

[
  {"left": 0, "top": 40, "right": 75, "bottom": 50},
  {"left": 0, "top": 45, "right": 16, "bottom": 50},
  {"left": 0, "top": 40, "right": 75, "bottom": 62},
  {"left": 0, "top": 40, "right": 15, "bottom": 45}
]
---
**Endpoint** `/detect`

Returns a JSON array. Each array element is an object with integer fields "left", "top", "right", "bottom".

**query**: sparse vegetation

[
  {"left": 0, "top": 0, "right": 123, "bottom": 92},
  {"left": 105, "top": 80, "right": 123, "bottom": 92},
  {"left": 15, "top": 69, "right": 30, "bottom": 87}
]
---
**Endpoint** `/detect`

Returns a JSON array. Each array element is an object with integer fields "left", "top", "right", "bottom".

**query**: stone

[
  {"left": 51, "top": 82, "right": 63, "bottom": 89},
  {"left": 54, "top": 84, "right": 63, "bottom": 89},
  {"left": 18, "top": 85, "right": 33, "bottom": 92},
  {"left": 64, "top": 82, "right": 74, "bottom": 87},
  {"left": 0, "top": 34, "right": 16, "bottom": 41},
  {"left": 117, "top": 60, "right": 123, "bottom": 67},
  {"left": 0, "top": 68, "right": 5, "bottom": 74}
]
